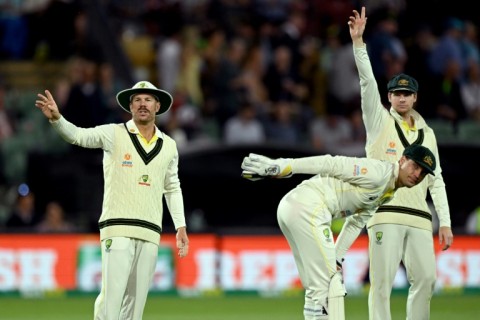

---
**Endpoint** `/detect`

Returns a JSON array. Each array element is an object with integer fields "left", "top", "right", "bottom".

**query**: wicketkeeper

[{"left": 241, "top": 144, "right": 436, "bottom": 320}]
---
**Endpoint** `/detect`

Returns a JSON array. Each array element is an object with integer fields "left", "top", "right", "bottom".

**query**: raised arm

[{"left": 348, "top": 6, "right": 367, "bottom": 48}]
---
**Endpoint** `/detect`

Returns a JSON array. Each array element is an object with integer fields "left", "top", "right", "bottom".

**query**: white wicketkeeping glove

[{"left": 241, "top": 153, "right": 293, "bottom": 181}]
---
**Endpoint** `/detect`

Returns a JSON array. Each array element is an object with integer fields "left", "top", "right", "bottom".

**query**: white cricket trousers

[
  {"left": 367, "top": 224, "right": 436, "bottom": 320},
  {"left": 94, "top": 237, "right": 159, "bottom": 320},
  {"left": 277, "top": 184, "right": 337, "bottom": 320}
]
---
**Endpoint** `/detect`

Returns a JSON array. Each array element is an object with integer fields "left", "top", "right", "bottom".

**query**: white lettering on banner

[
  {"left": 241, "top": 251, "right": 272, "bottom": 290},
  {"left": 437, "top": 251, "right": 463, "bottom": 287},
  {"left": 0, "top": 249, "right": 57, "bottom": 290},
  {"left": 435, "top": 251, "right": 480, "bottom": 288},
  {"left": 220, "top": 252, "right": 236, "bottom": 289},
  {"left": 466, "top": 251, "right": 480, "bottom": 286},
  {"left": 274, "top": 252, "right": 298, "bottom": 289},
  {"left": 220, "top": 250, "right": 298, "bottom": 290},
  {"left": 19, "top": 250, "right": 57, "bottom": 290},
  {"left": 194, "top": 249, "right": 216, "bottom": 289},
  {"left": 0, "top": 250, "right": 16, "bottom": 290}
]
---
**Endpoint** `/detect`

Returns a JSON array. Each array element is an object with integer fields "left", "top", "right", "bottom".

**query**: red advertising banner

[{"left": 1, "top": 234, "right": 479, "bottom": 292}]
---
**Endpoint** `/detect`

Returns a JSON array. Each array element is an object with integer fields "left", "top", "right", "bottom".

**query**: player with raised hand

[
  {"left": 241, "top": 144, "right": 437, "bottom": 320},
  {"left": 35, "top": 81, "right": 189, "bottom": 320},
  {"left": 338, "top": 6, "right": 454, "bottom": 320}
]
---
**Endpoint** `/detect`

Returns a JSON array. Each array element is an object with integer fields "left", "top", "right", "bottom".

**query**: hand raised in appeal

[
  {"left": 348, "top": 6, "right": 367, "bottom": 45},
  {"left": 35, "top": 89, "right": 61, "bottom": 121}
]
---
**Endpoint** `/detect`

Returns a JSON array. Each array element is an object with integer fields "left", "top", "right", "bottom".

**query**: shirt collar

[
  {"left": 125, "top": 119, "right": 163, "bottom": 140},
  {"left": 389, "top": 107, "right": 426, "bottom": 131}
]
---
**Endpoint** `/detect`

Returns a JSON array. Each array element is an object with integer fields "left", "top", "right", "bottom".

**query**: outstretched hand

[
  {"left": 348, "top": 6, "right": 367, "bottom": 45},
  {"left": 35, "top": 90, "right": 61, "bottom": 121},
  {"left": 241, "top": 153, "right": 293, "bottom": 180}
]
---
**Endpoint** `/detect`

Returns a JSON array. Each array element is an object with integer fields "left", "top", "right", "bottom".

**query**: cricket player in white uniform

[
  {"left": 35, "top": 81, "right": 189, "bottom": 320},
  {"left": 241, "top": 144, "right": 436, "bottom": 320},
  {"left": 334, "top": 7, "right": 454, "bottom": 320}
]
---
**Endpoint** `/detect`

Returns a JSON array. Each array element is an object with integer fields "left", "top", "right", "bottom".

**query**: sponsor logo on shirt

[
  {"left": 353, "top": 165, "right": 368, "bottom": 176},
  {"left": 353, "top": 165, "right": 360, "bottom": 176},
  {"left": 122, "top": 153, "right": 133, "bottom": 167},
  {"left": 386, "top": 141, "right": 397, "bottom": 155}
]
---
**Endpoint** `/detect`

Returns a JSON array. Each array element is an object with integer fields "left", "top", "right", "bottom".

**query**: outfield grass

[{"left": 0, "top": 293, "right": 478, "bottom": 319}]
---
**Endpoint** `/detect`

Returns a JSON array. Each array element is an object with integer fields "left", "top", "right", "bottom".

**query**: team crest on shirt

[
  {"left": 375, "top": 232, "right": 383, "bottom": 245},
  {"left": 122, "top": 153, "right": 133, "bottom": 167},
  {"left": 105, "top": 239, "right": 112, "bottom": 252},
  {"left": 138, "top": 174, "right": 151, "bottom": 186},
  {"left": 323, "top": 228, "right": 332, "bottom": 242}
]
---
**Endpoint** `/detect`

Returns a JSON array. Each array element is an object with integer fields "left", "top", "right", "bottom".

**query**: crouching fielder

[{"left": 241, "top": 145, "right": 436, "bottom": 320}]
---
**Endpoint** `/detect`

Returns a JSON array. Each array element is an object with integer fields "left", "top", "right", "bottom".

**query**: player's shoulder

[{"left": 159, "top": 131, "right": 177, "bottom": 146}]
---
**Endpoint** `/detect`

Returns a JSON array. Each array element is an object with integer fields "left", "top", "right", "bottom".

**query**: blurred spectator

[
  {"left": 40, "top": 0, "right": 84, "bottom": 60},
  {"left": 309, "top": 112, "right": 352, "bottom": 154},
  {"left": 309, "top": 107, "right": 366, "bottom": 157},
  {"left": 0, "top": 0, "right": 50, "bottom": 59},
  {"left": 70, "top": 8, "right": 104, "bottom": 63},
  {"left": 236, "top": 43, "right": 269, "bottom": 107},
  {"left": 175, "top": 26, "right": 204, "bottom": 108},
  {"left": 99, "top": 62, "right": 126, "bottom": 122},
  {"left": 5, "top": 187, "right": 40, "bottom": 232},
  {"left": 365, "top": 9, "right": 407, "bottom": 105},
  {"left": 428, "top": 17, "right": 466, "bottom": 82},
  {"left": 276, "top": 6, "right": 308, "bottom": 68},
  {"left": 461, "top": 20, "right": 480, "bottom": 66},
  {"left": 0, "top": 80, "right": 15, "bottom": 143},
  {"left": 321, "top": 24, "right": 360, "bottom": 117},
  {"left": 427, "top": 58, "right": 467, "bottom": 130},
  {"left": 347, "top": 108, "right": 367, "bottom": 156},
  {"left": 0, "top": 0, "right": 29, "bottom": 59},
  {"left": 465, "top": 206, "right": 480, "bottom": 234},
  {"left": 253, "top": 0, "right": 290, "bottom": 25},
  {"left": 263, "top": 45, "right": 307, "bottom": 103},
  {"left": 404, "top": 24, "right": 437, "bottom": 112},
  {"left": 156, "top": 21, "right": 182, "bottom": 94},
  {"left": 299, "top": 35, "right": 326, "bottom": 117},
  {"left": 200, "top": 27, "right": 245, "bottom": 132},
  {"left": 263, "top": 99, "right": 302, "bottom": 146},
  {"left": 223, "top": 100, "right": 265, "bottom": 145},
  {"left": 36, "top": 200, "right": 76, "bottom": 233},
  {"left": 460, "top": 61, "right": 480, "bottom": 121},
  {"left": 62, "top": 57, "right": 108, "bottom": 129}
]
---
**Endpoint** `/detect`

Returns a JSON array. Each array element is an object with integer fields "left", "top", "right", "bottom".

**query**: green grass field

[{"left": 0, "top": 293, "right": 478, "bottom": 319}]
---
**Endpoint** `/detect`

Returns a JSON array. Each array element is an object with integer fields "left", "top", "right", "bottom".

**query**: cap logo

[
  {"left": 423, "top": 155, "right": 433, "bottom": 167},
  {"left": 138, "top": 82, "right": 148, "bottom": 88},
  {"left": 398, "top": 79, "right": 409, "bottom": 86}
]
